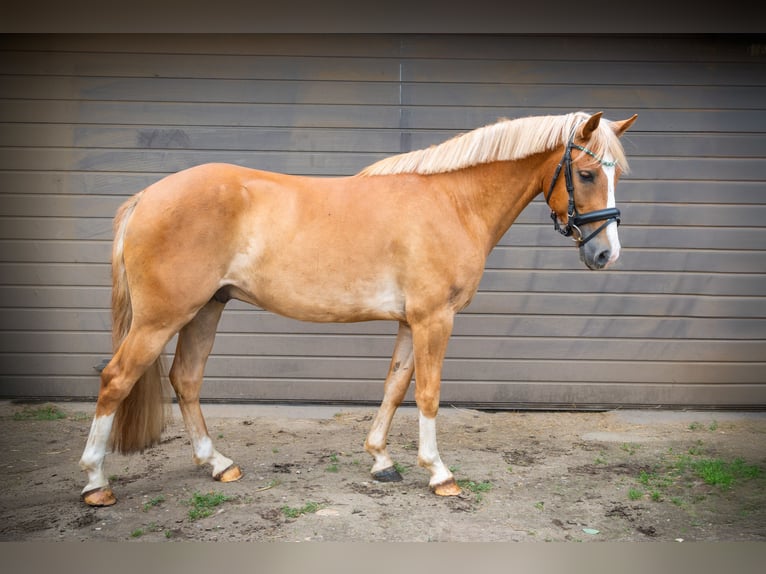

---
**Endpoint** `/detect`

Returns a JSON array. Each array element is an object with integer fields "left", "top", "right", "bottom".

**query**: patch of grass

[
  {"left": 147, "top": 521, "right": 162, "bottom": 532},
  {"left": 142, "top": 494, "right": 165, "bottom": 512},
  {"left": 533, "top": 501, "right": 545, "bottom": 511},
  {"left": 457, "top": 479, "right": 493, "bottom": 501},
  {"left": 457, "top": 479, "right": 493, "bottom": 494},
  {"left": 690, "top": 458, "right": 762, "bottom": 489},
  {"left": 281, "top": 501, "right": 321, "bottom": 518},
  {"left": 130, "top": 523, "right": 161, "bottom": 539},
  {"left": 688, "top": 420, "right": 719, "bottom": 432},
  {"left": 688, "top": 441, "right": 705, "bottom": 456},
  {"left": 393, "top": 462, "right": 408, "bottom": 475},
  {"left": 631, "top": 451, "right": 764, "bottom": 509},
  {"left": 13, "top": 404, "right": 67, "bottom": 421},
  {"left": 186, "top": 491, "right": 231, "bottom": 521},
  {"left": 628, "top": 487, "right": 643, "bottom": 500},
  {"left": 325, "top": 453, "right": 341, "bottom": 472},
  {"left": 621, "top": 443, "right": 639, "bottom": 455}
]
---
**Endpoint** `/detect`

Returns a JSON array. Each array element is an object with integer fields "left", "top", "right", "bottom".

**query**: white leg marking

[
  {"left": 418, "top": 411, "right": 453, "bottom": 487},
  {"left": 601, "top": 156, "right": 621, "bottom": 265},
  {"left": 190, "top": 429, "right": 234, "bottom": 477},
  {"left": 79, "top": 413, "right": 115, "bottom": 493}
]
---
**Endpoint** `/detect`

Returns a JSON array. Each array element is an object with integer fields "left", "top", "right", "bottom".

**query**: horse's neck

[{"left": 441, "top": 156, "right": 547, "bottom": 254}]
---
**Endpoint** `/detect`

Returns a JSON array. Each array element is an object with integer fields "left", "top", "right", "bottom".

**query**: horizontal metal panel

[
  {"left": 3, "top": 34, "right": 761, "bottom": 63},
  {"left": 0, "top": 100, "right": 403, "bottom": 130},
  {"left": 0, "top": 149, "right": 378, "bottom": 176},
  {"left": 0, "top": 240, "right": 111, "bottom": 263},
  {"left": 0, "top": 217, "right": 114, "bottom": 241},
  {"left": 477, "top": 270, "right": 766, "bottom": 297},
  {"left": 463, "top": 293, "right": 766, "bottom": 319},
  {"left": 0, "top": 125, "right": 406, "bottom": 153},
  {"left": 402, "top": 83, "right": 766, "bottom": 110},
  {"left": 398, "top": 107, "right": 766, "bottom": 133},
  {"left": 398, "top": 35, "right": 766, "bottom": 63},
  {"left": 401, "top": 59, "right": 766, "bottom": 86},
  {"left": 6, "top": 76, "right": 766, "bottom": 111},
  {"left": 0, "top": 34, "right": 404, "bottom": 58},
  {"left": 4, "top": 48, "right": 760, "bottom": 86},
  {"left": 0, "top": 52, "right": 401, "bottom": 81},
  {"left": 0, "top": 77, "right": 400, "bottom": 105}
]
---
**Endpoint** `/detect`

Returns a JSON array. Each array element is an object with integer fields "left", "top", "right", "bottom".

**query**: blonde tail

[{"left": 108, "top": 194, "right": 170, "bottom": 454}]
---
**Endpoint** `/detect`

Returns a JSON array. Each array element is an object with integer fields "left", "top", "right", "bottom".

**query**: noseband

[{"left": 544, "top": 130, "right": 621, "bottom": 247}]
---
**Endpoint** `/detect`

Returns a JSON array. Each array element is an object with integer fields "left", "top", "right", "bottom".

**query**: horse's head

[{"left": 545, "top": 112, "right": 637, "bottom": 270}]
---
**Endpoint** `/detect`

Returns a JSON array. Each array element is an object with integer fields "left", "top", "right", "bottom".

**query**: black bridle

[{"left": 544, "top": 130, "right": 621, "bottom": 247}]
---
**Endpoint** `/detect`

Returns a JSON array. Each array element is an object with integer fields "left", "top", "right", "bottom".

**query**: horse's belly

[{"left": 227, "top": 266, "right": 406, "bottom": 323}]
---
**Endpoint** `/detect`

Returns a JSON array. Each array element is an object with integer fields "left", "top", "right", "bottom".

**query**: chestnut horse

[{"left": 80, "top": 111, "right": 637, "bottom": 506}]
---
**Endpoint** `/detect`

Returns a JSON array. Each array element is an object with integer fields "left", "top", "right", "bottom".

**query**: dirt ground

[{"left": 1, "top": 400, "right": 764, "bottom": 543}]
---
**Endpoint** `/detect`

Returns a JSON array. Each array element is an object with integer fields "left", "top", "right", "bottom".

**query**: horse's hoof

[
  {"left": 430, "top": 477, "right": 462, "bottom": 497},
  {"left": 215, "top": 464, "right": 243, "bottom": 483},
  {"left": 82, "top": 486, "right": 117, "bottom": 507},
  {"left": 372, "top": 466, "right": 403, "bottom": 482}
]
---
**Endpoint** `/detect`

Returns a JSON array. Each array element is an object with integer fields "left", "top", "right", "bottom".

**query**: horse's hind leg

[
  {"left": 80, "top": 323, "right": 177, "bottom": 506},
  {"left": 364, "top": 322, "right": 414, "bottom": 481},
  {"left": 169, "top": 299, "right": 242, "bottom": 483}
]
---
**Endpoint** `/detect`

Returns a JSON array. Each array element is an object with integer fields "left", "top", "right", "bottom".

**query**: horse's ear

[
  {"left": 577, "top": 112, "right": 603, "bottom": 140},
  {"left": 611, "top": 114, "right": 638, "bottom": 138}
]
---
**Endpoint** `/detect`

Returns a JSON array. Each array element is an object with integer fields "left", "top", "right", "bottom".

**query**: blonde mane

[{"left": 358, "top": 112, "right": 629, "bottom": 177}]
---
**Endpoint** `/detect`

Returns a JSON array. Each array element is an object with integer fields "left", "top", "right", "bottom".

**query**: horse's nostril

[{"left": 596, "top": 249, "right": 611, "bottom": 267}]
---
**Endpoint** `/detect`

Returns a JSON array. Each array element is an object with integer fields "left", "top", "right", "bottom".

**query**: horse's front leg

[
  {"left": 169, "top": 300, "right": 242, "bottom": 483},
  {"left": 364, "top": 322, "right": 415, "bottom": 481},
  {"left": 411, "top": 312, "right": 462, "bottom": 496}
]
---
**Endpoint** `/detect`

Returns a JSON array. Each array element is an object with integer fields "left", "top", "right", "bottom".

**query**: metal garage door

[{"left": 1, "top": 34, "right": 764, "bottom": 409}]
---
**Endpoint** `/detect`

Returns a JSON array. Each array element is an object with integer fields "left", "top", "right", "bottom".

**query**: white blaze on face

[{"left": 601, "top": 154, "right": 621, "bottom": 265}]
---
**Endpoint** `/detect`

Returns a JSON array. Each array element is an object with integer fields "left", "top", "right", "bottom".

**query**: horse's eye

[{"left": 578, "top": 171, "right": 594, "bottom": 182}]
